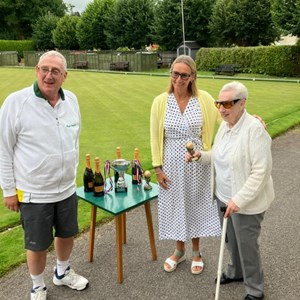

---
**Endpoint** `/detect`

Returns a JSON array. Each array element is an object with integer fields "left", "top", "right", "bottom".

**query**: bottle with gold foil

[
  {"left": 83, "top": 154, "right": 94, "bottom": 192},
  {"left": 93, "top": 157, "right": 104, "bottom": 197},
  {"left": 132, "top": 148, "right": 143, "bottom": 184}
]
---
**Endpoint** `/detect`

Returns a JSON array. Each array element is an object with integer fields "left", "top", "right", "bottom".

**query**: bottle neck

[
  {"left": 85, "top": 155, "right": 91, "bottom": 169},
  {"left": 94, "top": 158, "right": 100, "bottom": 173},
  {"left": 86, "top": 160, "right": 91, "bottom": 169},
  {"left": 116, "top": 147, "right": 121, "bottom": 159},
  {"left": 134, "top": 148, "right": 139, "bottom": 160}
]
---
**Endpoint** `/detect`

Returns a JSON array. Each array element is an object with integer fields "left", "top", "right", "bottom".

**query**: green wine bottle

[
  {"left": 132, "top": 148, "right": 142, "bottom": 184},
  {"left": 83, "top": 154, "right": 94, "bottom": 192},
  {"left": 93, "top": 157, "right": 104, "bottom": 197}
]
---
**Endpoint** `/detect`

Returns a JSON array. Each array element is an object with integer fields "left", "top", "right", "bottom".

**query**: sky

[{"left": 64, "top": 0, "right": 93, "bottom": 13}]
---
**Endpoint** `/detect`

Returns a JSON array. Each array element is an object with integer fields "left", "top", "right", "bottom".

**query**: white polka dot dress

[{"left": 158, "top": 93, "right": 221, "bottom": 241}]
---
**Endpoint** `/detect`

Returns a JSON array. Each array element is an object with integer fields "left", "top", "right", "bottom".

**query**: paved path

[{"left": 0, "top": 128, "right": 300, "bottom": 300}]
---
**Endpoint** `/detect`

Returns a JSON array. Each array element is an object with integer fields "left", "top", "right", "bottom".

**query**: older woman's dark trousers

[{"left": 216, "top": 198, "right": 265, "bottom": 298}]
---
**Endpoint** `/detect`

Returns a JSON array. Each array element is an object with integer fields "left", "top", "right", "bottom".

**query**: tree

[
  {"left": 0, "top": 0, "right": 66, "bottom": 39},
  {"left": 52, "top": 15, "right": 80, "bottom": 50},
  {"left": 152, "top": 0, "right": 182, "bottom": 50},
  {"left": 293, "top": 0, "right": 300, "bottom": 36},
  {"left": 152, "top": 0, "right": 215, "bottom": 51},
  {"left": 76, "top": 0, "right": 115, "bottom": 50},
  {"left": 32, "top": 13, "right": 60, "bottom": 50},
  {"left": 105, "top": 0, "right": 155, "bottom": 50},
  {"left": 209, "top": 0, "right": 279, "bottom": 46},
  {"left": 271, "top": 0, "right": 300, "bottom": 36},
  {"left": 181, "top": 0, "right": 216, "bottom": 47}
]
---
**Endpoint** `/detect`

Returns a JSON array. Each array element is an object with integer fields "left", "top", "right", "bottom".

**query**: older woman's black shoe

[
  {"left": 215, "top": 272, "right": 243, "bottom": 284},
  {"left": 244, "top": 294, "right": 264, "bottom": 300}
]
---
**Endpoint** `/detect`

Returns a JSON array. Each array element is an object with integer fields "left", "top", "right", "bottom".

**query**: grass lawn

[{"left": 0, "top": 67, "right": 299, "bottom": 277}]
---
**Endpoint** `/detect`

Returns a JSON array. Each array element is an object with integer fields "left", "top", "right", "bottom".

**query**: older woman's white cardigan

[{"left": 200, "top": 111, "right": 274, "bottom": 215}]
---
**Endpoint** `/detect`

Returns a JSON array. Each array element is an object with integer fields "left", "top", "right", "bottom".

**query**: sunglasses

[
  {"left": 170, "top": 71, "right": 192, "bottom": 81},
  {"left": 214, "top": 99, "right": 242, "bottom": 109}
]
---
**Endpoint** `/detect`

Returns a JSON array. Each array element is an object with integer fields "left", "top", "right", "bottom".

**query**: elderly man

[{"left": 0, "top": 51, "right": 88, "bottom": 300}]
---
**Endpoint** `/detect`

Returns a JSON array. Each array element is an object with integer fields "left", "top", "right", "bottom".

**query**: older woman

[
  {"left": 150, "top": 55, "right": 222, "bottom": 275},
  {"left": 186, "top": 81, "right": 274, "bottom": 299}
]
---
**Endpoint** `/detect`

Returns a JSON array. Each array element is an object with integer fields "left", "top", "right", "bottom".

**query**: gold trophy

[
  {"left": 186, "top": 141, "right": 198, "bottom": 161},
  {"left": 143, "top": 170, "right": 152, "bottom": 190}
]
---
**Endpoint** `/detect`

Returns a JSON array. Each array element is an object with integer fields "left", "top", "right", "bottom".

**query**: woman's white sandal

[
  {"left": 191, "top": 251, "right": 204, "bottom": 275},
  {"left": 164, "top": 249, "right": 186, "bottom": 272}
]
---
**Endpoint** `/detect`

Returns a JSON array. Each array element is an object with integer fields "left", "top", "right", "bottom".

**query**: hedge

[
  {"left": 196, "top": 45, "right": 300, "bottom": 77},
  {"left": 0, "top": 40, "right": 35, "bottom": 59}
]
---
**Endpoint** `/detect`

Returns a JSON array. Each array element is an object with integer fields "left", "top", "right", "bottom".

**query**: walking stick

[{"left": 215, "top": 206, "right": 228, "bottom": 300}]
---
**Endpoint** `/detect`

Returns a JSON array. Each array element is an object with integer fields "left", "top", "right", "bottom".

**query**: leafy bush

[
  {"left": 196, "top": 45, "right": 300, "bottom": 77},
  {"left": 0, "top": 40, "right": 34, "bottom": 59}
]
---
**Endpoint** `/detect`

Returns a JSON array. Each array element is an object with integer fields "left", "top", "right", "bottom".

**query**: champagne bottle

[
  {"left": 114, "top": 146, "right": 121, "bottom": 183},
  {"left": 83, "top": 154, "right": 94, "bottom": 192},
  {"left": 93, "top": 157, "right": 104, "bottom": 197},
  {"left": 132, "top": 148, "right": 142, "bottom": 184}
]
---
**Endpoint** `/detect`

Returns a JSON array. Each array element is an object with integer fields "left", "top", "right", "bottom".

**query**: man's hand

[{"left": 4, "top": 195, "right": 20, "bottom": 212}]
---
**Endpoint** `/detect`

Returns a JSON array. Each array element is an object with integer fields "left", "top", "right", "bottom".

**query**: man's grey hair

[
  {"left": 38, "top": 50, "right": 67, "bottom": 71},
  {"left": 219, "top": 81, "right": 248, "bottom": 100}
]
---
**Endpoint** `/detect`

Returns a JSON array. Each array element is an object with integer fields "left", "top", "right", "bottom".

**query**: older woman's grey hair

[{"left": 220, "top": 81, "right": 248, "bottom": 100}]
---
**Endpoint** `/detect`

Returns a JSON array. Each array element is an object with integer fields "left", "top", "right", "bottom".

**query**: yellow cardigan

[{"left": 150, "top": 90, "right": 221, "bottom": 167}]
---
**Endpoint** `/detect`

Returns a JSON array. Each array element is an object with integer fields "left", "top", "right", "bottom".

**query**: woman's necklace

[
  {"left": 175, "top": 93, "right": 190, "bottom": 103},
  {"left": 175, "top": 93, "right": 191, "bottom": 114}
]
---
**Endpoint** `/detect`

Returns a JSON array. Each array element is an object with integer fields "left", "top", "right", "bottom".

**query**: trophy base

[
  {"left": 144, "top": 185, "right": 152, "bottom": 191},
  {"left": 115, "top": 186, "right": 128, "bottom": 193}
]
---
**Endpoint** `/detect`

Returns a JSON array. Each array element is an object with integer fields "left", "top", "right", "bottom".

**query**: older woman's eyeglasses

[
  {"left": 170, "top": 71, "right": 192, "bottom": 81},
  {"left": 214, "top": 99, "right": 242, "bottom": 109},
  {"left": 38, "top": 66, "right": 63, "bottom": 76}
]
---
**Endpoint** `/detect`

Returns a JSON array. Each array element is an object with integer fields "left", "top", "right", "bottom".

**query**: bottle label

[
  {"left": 88, "top": 182, "right": 93, "bottom": 188},
  {"left": 95, "top": 185, "right": 104, "bottom": 193}
]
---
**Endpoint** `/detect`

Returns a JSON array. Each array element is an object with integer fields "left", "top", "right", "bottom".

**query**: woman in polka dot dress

[{"left": 150, "top": 55, "right": 222, "bottom": 274}]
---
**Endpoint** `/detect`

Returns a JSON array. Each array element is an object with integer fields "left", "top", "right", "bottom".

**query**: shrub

[
  {"left": 196, "top": 45, "right": 300, "bottom": 77},
  {"left": 0, "top": 40, "right": 35, "bottom": 59}
]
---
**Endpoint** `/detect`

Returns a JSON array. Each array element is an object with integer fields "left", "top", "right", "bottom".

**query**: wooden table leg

[
  {"left": 144, "top": 202, "right": 157, "bottom": 260},
  {"left": 121, "top": 212, "right": 126, "bottom": 244},
  {"left": 115, "top": 214, "right": 123, "bottom": 283},
  {"left": 88, "top": 205, "right": 97, "bottom": 262}
]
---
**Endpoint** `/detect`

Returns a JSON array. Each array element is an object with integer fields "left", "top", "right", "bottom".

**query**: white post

[{"left": 181, "top": 0, "right": 186, "bottom": 55}]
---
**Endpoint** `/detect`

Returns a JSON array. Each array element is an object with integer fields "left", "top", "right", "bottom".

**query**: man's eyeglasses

[
  {"left": 214, "top": 99, "right": 243, "bottom": 109},
  {"left": 171, "top": 71, "right": 192, "bottom": 81},
  {"left": 38, "top": 66, "right": 63, "bottom": 76}
]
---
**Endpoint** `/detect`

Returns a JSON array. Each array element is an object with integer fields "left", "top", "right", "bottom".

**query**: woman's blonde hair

[{"left": 167, "top": 55, "right": 198, "bottom": 97}]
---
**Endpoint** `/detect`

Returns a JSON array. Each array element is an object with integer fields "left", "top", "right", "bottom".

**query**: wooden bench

[
  {"left": 215, "top": 64, "right": 238, "bottom": 76},
  {"left": 73, "top": 61, "right": 88, "bottom": 69},
  {"left": 110, "top": 61, "right": 129, "bottom": 71}
]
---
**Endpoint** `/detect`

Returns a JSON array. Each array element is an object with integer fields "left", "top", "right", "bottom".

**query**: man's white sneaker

[
  {"left": 53, "top": 267, "right": 89, "bottom": 291},
  {"left": 31, "top": 286, "right": 47, "bottom": 300}
]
